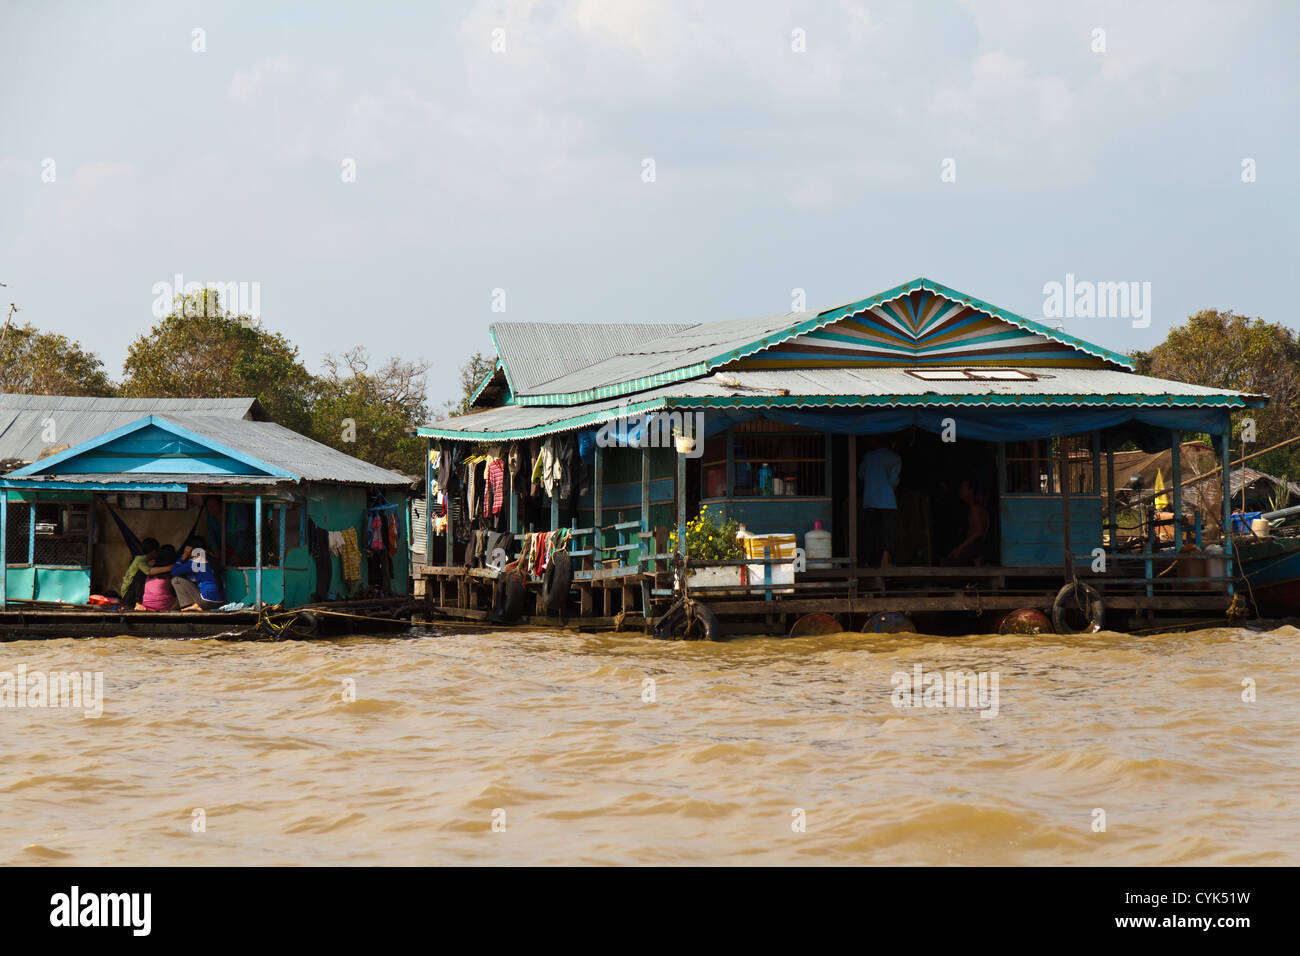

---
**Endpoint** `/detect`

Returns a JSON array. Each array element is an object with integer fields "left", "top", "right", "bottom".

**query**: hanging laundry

[
  {"left": 536, "top": 438, "right": 561, "bottom": 495},
  {"left": 328, "top": 531, "right": 344, "bottom": 556},
  {"left": 486, "top": 458, "right": 505, "bottom": 515},
  {"left": 387, "top": 512, "right": 399, "bottom": 556},
  {"left": 508, "top": 443, "right": 525, "bottom": 484},
  {"left": 367, "top": 513, "right": 385, "bottom": 552},
  {"left": 340, "top": 527, "right": 362, "bottom": 587},
  {"left": 559, "top": 434, "right": 577, "bottom": 500},
  {"left": 464, "top": 459, "right": 481, "bottom": 522}
]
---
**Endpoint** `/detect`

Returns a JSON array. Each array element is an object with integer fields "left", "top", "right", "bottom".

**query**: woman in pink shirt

[{"left": 135, "top": 544, "right": 178, "bottom": 611}]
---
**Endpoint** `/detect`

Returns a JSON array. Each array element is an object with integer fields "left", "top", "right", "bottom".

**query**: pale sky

[{"left": 2, "top": 0, "right": 1296, "bottom": 408}]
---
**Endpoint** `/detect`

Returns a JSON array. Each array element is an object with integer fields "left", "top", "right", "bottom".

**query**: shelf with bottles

[{"left": 701, "top": 422, "right": 827, "bottom": 498}]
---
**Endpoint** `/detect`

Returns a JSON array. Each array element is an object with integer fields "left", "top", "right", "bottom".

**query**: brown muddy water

[{"left": 1, "top": 625, "right": 1297, "bottom": 865}]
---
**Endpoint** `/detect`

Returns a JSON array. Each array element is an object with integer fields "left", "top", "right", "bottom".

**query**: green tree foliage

[
  {"left": 0, "top": 321, "right": 115, "bottom": 396},
  {"left": 311, "top": 346, "right": 432, "bottom": 476},
  {"left": 1135, "top": 309, "right": 1300, "bottom": 477},
  {"left": 119, "top": 290, "right": 316, "bottom": 433},
  {"left": 442, "top": 351, "right": 496, "bottom": 417}
]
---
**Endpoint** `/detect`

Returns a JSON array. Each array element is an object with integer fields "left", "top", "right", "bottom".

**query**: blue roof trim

[
  {"left": 419, "top": 392, "right": 1257, "bottom": 442},
  {"left": 488, "top": 327, "right": 519, "bottom": 396},
  {"left": 468, "top": 358, "right": 504, "bottom": 406},
  {"left": 0, "top": 479, "right": 191, "bottom": 492},
  {"left": 5, "top": 415, "right": 298, "bottom": 480}
]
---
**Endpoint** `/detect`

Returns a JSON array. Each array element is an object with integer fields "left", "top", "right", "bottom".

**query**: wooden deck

[
  {"left": 415, "top": 551, "right": 1237, "bottom": 635},
  {"left": 0, "top": 596, "right": 419, "bottom": 640}
]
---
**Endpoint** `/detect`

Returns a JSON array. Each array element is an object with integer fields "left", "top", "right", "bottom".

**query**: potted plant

[{"left": 670, "top": 505, "right": 747, "bottom": 591}]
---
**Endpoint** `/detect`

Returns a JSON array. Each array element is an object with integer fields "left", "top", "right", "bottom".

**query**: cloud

[{"left": 230, "top": 53, "right": 290, "bottom": 101}]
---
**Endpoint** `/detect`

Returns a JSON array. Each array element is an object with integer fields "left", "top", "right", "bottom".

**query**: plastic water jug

[{"left": 805, "top": 519, "right": 832, "bottom": 570}]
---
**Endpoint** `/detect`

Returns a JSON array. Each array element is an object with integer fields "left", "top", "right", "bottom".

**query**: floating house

[
  {"left": 0, "top": 395, "right": 413, "bottom": 615},
  {"left": 416, "top": 278, "right": 1265, "bottom": 634}
]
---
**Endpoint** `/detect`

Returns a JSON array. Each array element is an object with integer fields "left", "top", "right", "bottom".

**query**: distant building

[{"left": 0, "top": 394, "right": 412, "bottom": 610}]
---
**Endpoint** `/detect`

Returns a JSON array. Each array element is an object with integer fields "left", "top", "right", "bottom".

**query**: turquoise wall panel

[{"left": 1000, "top": 496, "right": 1102, "bottom": 566}]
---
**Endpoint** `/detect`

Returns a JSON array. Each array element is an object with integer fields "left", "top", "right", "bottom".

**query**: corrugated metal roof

[
  {"left": 158, "top": 414, "right": 413, "bottom": 486},
  {"left": 0, "top": 394, "right": 262, "bottom": 465},
  {"left": 516, "top": 312, "right": 816, "bottom": 401},
  {"left": 420, "top": 367, "right": 1259, "bottom": 440},
  {"left": 491, "top": 322, "right": 696, "bottom": 393},
  {"left": 1230, "top": 467, "right": 1300, "bottom": 499},
  {"left": 3, "top": 411, "right": 411, "bottom": 488}
]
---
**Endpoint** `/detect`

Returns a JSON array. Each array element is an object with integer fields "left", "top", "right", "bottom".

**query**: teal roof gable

[{"left": 5, "top": 416, "right": 295, "bottom": 480}]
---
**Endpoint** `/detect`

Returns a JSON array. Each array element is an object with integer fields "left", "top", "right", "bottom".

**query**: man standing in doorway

[{"left": 859, "top": 437, "right": 902, "bottom": 567}]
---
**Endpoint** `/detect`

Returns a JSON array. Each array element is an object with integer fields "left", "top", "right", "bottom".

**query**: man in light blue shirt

[{"left": 858, "top": 438, "right": 902, "bottom": 566}]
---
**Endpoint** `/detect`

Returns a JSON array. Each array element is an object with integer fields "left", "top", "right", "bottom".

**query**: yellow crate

[{"left": 740, "top": 533, "right": 798, "bottom": 560}]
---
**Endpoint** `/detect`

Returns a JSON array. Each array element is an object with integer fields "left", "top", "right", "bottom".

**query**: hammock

[{"left": 105, "top": 503, "right": 204, "bottom": 556}]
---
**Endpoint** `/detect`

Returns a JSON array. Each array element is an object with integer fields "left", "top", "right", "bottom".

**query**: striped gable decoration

[{"left": 732, "top": 289, "right": 1110, "bottom": 369}]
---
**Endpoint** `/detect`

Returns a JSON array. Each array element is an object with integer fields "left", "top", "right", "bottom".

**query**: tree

[
  {"left": 119, "top": 290, "right": 316, "bottom": 433},
  {"left": 0, "top": 321, "right": 115, "bottom": 395},
  {"left": 310, "top": 346, "right": 432, "bottom": 476},
  {"left": 1134, "top": 309, "right": 1300, "bottom": 477},
  {"left": 442, "top": 351, "right": 496, "bottom": 417}
]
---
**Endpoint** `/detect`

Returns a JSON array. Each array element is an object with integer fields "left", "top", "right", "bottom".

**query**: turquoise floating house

[
  {"left": 0, "top": 395, "right": 412, "bottom": 612},
  {"left": 415, "top": 278, "right": 1267, "bottom": 632}
]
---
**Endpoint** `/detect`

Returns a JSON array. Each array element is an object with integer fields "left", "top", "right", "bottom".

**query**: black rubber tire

[
  {"left": 1052, "top": 581, "right": 1104, "bottom": 634},
  {"left": 653, "top": 598, "right": 723, "bottom": 641},
  {"left": 688, "top": 601, "right": 723, "bottom": 641},
  {"left": 541, "top": 548, "right": 572, "bottom": 614},
  {"left": 491, "top": 569, "right": 528, "bottom": 625}
]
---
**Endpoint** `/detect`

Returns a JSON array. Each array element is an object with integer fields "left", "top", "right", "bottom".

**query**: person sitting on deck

[
  {"left": 135, "top": 544, "right": 179, "bottom": 611},
  {"left": 120, "top": 537, "right": 159, "bottom": 607},
  {"left": 942, "top": 479, "right": 990, "bottom": 567},
  {"left": 171, "top": 536, "right": 225, "bottom": 611}
]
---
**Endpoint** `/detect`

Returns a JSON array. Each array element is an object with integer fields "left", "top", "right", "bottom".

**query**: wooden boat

[{"left": 1236, "top": 533, "right": 1300, "bottom": 617}]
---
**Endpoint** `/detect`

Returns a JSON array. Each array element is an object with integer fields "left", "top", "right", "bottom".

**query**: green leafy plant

[{"left": 669, "top": 504, "right": 744, "bottom": 561}]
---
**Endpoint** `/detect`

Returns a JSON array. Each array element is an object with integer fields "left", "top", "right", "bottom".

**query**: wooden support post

[
  {"left": 594, "top": 444, "right": 603, "bottom": 563},
  {"left": 1170, "top": 429, "right": 1182, "bottom": 549},
  {"left": 848, "top": 434, "right": 858, "bottom": 566},
  {"left": 996, "top": 442, "right": 1007, "bottom": 564},
  {"left": 0, "top": 488, "right": 7, "bottom": 611},
  {"left": 825, "top": 431, "right": 833, "bottom": 514},
  {"left": 1143, "top": 522, "right": 1153, "bottom": 598},
  {"left": 255, "top": 494, "right": 264, "bottom": 610},
  {"left": 1106, "top": 445, "right": 1116, "bottom": 550},
  {"left": 725, "top": 427, "right": 735, "bottom": 510},
  {"left": 1059, "top": 440, "right": 1073, "bottom": 579},
  {"left": 1219, "top": 425, "right": 1234, "bottom": 595},
  {"left": 508, "top": 469, "right": 518, "bottom": 535},
  {"left": 425, "top": 441, "right": 434, "bottom": 563},
  {"left": 676, "top": 451, "right": 687, "bottom": 557},
  {"left": 640, "top": 445, "right": 650, "bottom": 533},
  {"left": 1091, "top": 430, "right": 1103, "bottom": 552}
]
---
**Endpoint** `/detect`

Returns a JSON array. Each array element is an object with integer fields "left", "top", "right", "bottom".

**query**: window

[
  {"left": 5, "top": 502, "right": 32, "bottom": 566},
  {"left": 968, "top": 369, "right": 1036, "bottom": 381},
  {"left": 1005, "top": 437, "right": 1094, "bottom": 495},
  {"left": 731, "top": 422, "right": 826, "bottom": 497},
  {"left": 905, "top": 368, "right": 1037, "bottom": 382},
  {"left": 32, "top": 503, "right": 90, "bottom": 566},
  {"left": 222, "top": 500, "right": 292, "bottom": 568},
  {"left": 908, "top": 369, "right": 971, "bottom": 381}
]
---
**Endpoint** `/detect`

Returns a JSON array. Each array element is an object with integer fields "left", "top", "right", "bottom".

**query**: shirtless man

[{"left": 945, "top": 479, "right": 989, "bottom": 566}]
